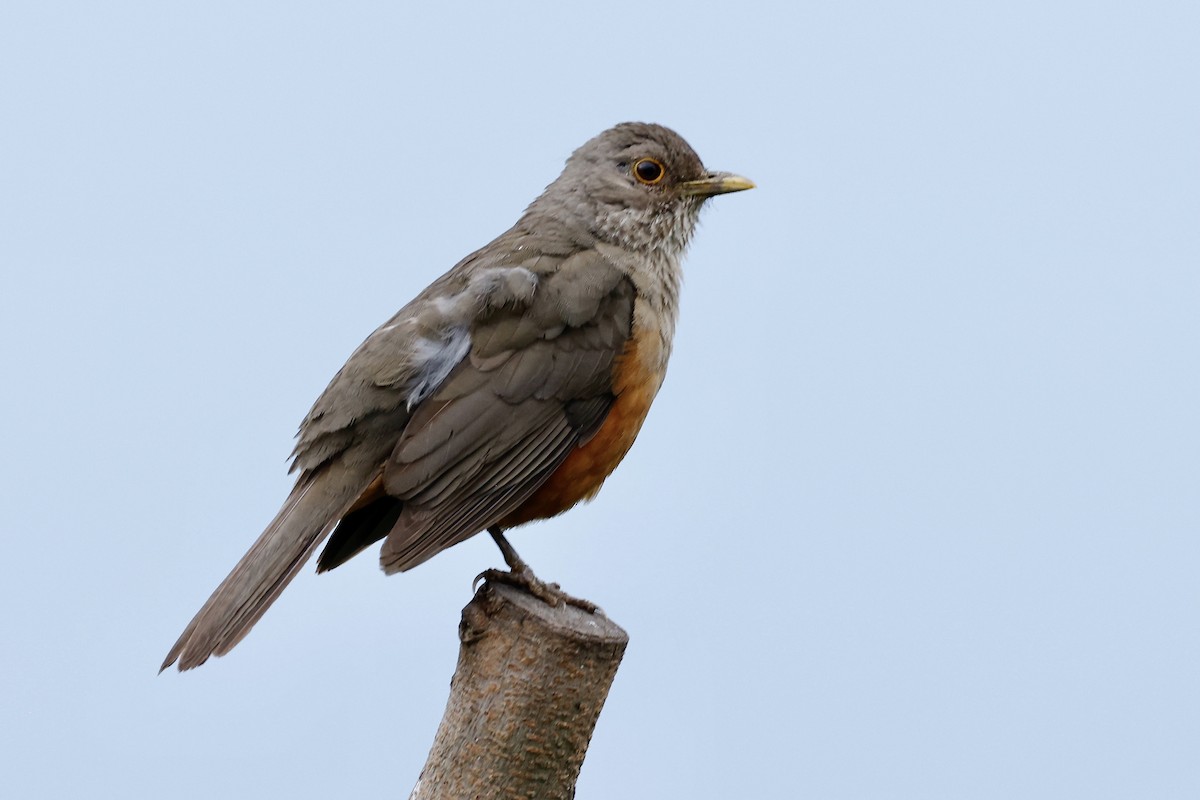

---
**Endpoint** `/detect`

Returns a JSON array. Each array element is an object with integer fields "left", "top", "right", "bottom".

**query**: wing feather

[{"left": 372, "top": 259, "right": 635, "bottom": 573}]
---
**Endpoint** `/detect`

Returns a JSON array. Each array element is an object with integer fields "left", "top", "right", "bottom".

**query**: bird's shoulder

[{"left": 371, "top": 238, "right": 634, "bottom": 385}]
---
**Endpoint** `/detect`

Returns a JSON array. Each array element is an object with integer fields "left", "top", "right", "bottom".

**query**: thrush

[{"left": 162, "top": 122, "right": 753, "bottom": 670}]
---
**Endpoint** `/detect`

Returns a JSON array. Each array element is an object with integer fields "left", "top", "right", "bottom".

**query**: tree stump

[{"left": 409, "top": 580, "right": 628, "bottom": 800}]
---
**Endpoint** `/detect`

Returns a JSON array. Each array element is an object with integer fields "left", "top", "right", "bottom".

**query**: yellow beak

[{"left": 679, "top": 171, "right": 756, "bottom": 197}]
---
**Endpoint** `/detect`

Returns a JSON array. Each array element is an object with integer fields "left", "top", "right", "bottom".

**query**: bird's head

[{"left": 529, "top": 122, "right": 754, "bottom": 255}]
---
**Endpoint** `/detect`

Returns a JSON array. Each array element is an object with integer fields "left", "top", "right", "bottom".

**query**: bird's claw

[{"left": 474, "top": 567, "right": 602, "bottom": 615}]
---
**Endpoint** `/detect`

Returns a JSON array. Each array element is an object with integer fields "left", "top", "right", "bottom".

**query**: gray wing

[{"left": 372, "top": 250, "right": 635, "bottom": 572}]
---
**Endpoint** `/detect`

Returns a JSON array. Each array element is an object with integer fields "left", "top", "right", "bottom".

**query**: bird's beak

[{"left": 679, "top": 171, "right": 756, "bottom": 197}]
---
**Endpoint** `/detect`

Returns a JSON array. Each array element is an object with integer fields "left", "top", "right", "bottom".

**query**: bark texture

[{"left": 409, "top": 581, "right": 628, "bottom": 800}]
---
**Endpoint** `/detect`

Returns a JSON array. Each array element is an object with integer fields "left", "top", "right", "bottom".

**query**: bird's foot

[
  {"left": 480, "top": 525, "right": 601, "bottom": 613},
  {"left": 474, "top": 566, "right": 601, "bottom": 614}
]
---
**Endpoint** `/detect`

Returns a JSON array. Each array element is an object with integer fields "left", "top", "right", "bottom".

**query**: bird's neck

[{"left": 592, "top": 237, "right": 683, "bottom": 376}]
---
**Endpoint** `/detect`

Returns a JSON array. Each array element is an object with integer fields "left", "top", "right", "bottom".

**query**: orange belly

[{"left": 498, "top": 335, "right": 662, "bottom": 527}]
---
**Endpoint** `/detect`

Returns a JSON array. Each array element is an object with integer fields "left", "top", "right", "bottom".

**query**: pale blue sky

[{"left": 2, "top": 2, "right": 1198, "bottom": 798}]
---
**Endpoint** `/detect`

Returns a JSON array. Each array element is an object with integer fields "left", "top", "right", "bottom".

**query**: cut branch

[{"left": 409, "top": 580, "right": 628, "bottom": 800}]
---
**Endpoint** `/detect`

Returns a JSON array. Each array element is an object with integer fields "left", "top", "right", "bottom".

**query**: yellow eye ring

[{"left": 632, "top": 158, "right": 666, "bottom": 185}]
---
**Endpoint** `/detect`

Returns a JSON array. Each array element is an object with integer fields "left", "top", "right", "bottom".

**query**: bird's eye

[{"left": 633, "top": 158, "right": 665, "bottom": 185}]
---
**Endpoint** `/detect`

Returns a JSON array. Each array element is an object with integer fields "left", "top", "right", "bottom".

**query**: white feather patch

[{"left": 406, "top": 327, "right": 470, "bottom": 410}]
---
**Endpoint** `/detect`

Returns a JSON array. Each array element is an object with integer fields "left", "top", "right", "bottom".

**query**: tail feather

[
  {"left": 316, "top": 497, "right": 403, "bottom": 574},
  {"left": 161, "top": 466, "right": 372, "bottom": 671}
]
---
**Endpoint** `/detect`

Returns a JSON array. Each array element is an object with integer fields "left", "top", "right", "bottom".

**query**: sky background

[{"left": 2, "top": 2, "right": 1198, "bottom": 798}]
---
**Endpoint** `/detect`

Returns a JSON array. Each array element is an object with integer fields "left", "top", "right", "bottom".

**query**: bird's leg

[
  {"left": 476, "top": 526, "right": 600, "bottom": 614},
  {"left": 489, "top": 527, "right": 531, "bottom": 573}
]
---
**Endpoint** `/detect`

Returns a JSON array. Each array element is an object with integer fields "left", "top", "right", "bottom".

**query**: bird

[{"left": 162, "top": 122, "right": 754, "bottom": 670}]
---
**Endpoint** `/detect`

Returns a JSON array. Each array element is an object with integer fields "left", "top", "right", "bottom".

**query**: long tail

[{"left": 161, "top": 465, "right": 372, "bottom": 671}]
